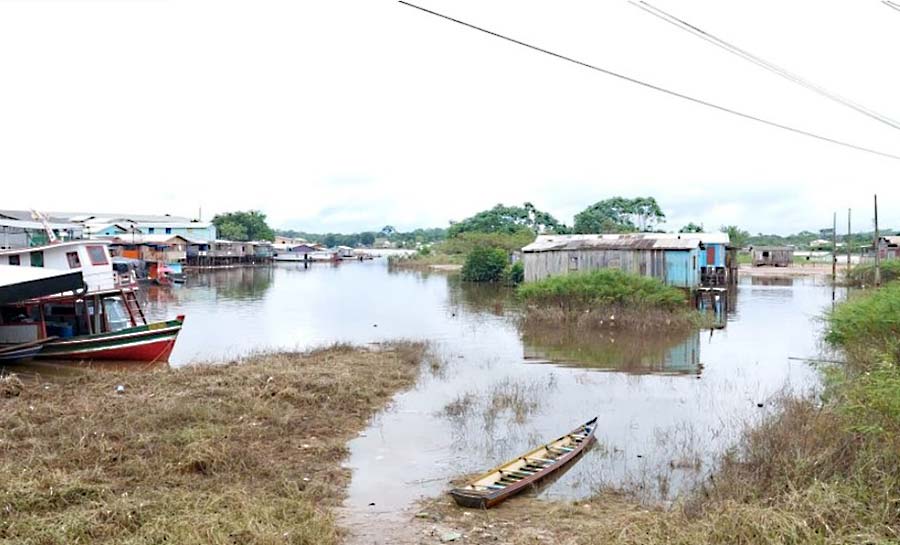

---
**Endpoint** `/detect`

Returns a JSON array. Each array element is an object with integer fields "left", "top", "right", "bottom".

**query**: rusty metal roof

[{"left": 522, "top": 234, "right": 700, "bottom": 252}]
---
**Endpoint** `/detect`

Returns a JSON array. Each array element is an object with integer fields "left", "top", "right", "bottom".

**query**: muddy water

[{"left": 3, "top": 260, "right": 837, "bottom": 520}]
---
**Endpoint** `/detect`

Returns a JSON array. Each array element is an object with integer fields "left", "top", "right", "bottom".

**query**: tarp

[{"left": 0, "top": 266, "right": 84, "bottom": 304}]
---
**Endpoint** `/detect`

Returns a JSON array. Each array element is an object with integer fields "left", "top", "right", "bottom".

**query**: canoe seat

[{"left": 527, "top": 457, "right": 556, "bottom": 464}]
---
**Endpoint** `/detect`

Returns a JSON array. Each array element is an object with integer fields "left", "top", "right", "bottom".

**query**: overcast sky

[{"left": 1, "top": 0, "right": 898, "bottom": 235}]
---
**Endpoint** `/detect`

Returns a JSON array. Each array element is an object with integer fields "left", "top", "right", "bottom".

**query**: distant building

[
  {"left": 877, "top": 236, "right": 900, "bottom": 260},
  {"left": 750, "top": 246, "right": 794, "bottom": 267}
]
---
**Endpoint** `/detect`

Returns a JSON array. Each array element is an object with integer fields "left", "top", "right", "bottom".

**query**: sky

[{"left": 1, "top": 0, "right": 899, "bottom": 235}]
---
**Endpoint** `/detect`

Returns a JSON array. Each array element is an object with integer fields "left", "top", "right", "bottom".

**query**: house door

[{"left": 706, "top": 246, "right": 716, "bottom": 266}]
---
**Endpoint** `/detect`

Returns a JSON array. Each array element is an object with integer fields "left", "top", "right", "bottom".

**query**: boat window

[
  {"left": 8, "top": 255, "right": 20, "bottom": 266},
  {"left": 30, "top": 251, "right": 44, "bottom": 268},
  {"left": 103, "top": 297, "right": 132, "bottom": 332},
  {"left": 66, "top": 251, "right": 82, "bottom": 269},
  {"left": 87, "top": 245, "right": 109, "bottom": 265}
]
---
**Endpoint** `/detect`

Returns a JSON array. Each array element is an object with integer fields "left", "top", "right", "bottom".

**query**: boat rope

[{"left": 397, "top": 1, "right": 900, "bottom": 162}]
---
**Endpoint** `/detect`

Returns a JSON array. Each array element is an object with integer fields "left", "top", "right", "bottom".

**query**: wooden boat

[
  {"left": 0, "top": 338, "right": 55, "bottom": 361},
  {"left": 450, "top": 417, "right": 597, "bottom": 509}
]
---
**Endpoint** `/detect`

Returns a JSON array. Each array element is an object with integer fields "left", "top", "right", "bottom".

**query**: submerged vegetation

[
  {"left": 516, "top": 270, "right": 698, "bottom": 331},
  {"left": 0, "top": 342, "right": 427, "bottom": 544}
]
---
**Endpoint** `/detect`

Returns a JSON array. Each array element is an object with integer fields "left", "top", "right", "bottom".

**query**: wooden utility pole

[
  {"left": 832, "top": 212, "right": 837, "bottom": 291},
  {"left": 874, "top": 194, "right": 881, "bottom": 287},
  {"left": 847, "top": 208, "right": 852, "bottom": 272}
]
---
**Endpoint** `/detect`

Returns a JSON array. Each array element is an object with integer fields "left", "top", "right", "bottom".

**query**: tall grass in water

[
  {"left": 517, "top": 270, "right": 701, "bottom": 332},
  {"left": 845, "top": 260, "right": 900, "bottom": 287}
]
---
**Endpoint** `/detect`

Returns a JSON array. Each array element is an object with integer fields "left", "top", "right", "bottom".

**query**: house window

[
  {"left": 8, "top": 255, "right": 20, "bottom": 266},
  {"left": 568, "top": 256, "right": 579, "bottom": 271},
  {"left": 165, "top": 227, "right": 172, "bottom": 234},
  {"left": 762, "top": 251, "right": 770, "bottom": 258},
  {"left": 66, "top": 251, "right": 82, "bottom": 269},
  {"left": 148, "top": 227, "right": 155, "bottom": 234},
  {"left": 30, "top": 251, "right": 44, "bottom": 267},
  {"left": 86, "top": 245, "right": 108, "bottom": 265}
]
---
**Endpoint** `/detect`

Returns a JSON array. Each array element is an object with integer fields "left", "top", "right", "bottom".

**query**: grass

[
  {"left": 517, "top": 270, "right": 704, "bottom": 332},
  {"left": 0, "top": 342, "right": 427, "bottom": 545},
  {"left": 845, "top": 260, "right": 900, "bottom": 287},
  {"left": 826, "top": 281, "right": 900, "bottom": 366}
]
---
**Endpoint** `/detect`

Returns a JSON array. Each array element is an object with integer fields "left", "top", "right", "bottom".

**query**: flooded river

[{"left": 4, "top": 260, "right": 839, "bottom": 520}]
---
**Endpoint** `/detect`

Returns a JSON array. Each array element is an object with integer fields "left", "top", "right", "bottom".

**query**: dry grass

[{"left": 0, "top": 341, "right": 427, "bottom": 545}]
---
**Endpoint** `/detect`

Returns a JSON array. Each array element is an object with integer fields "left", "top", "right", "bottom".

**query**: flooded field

[{"left": 4, "top": 260, "right": 839, "bottom": 524}]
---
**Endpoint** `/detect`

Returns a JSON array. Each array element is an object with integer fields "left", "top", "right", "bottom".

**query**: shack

[
  {"left": 877, "top": 236, "right": 900, "bottom": 260},
  {"left": 521, "top": 234, "right": 701, "bottom": 289},
  {"left": 751, "top": 246, "right": 793, "bottom": 267},
  {"left": 104, "top": 234, "right": 190, "bottom": 264}
]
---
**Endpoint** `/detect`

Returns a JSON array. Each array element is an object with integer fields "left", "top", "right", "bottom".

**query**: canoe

[{"left": 450, "top": 417, "right": 597, "bottom": 509}]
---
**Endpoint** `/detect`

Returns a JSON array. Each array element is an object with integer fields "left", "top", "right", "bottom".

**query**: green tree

[
  {"left": 461, "top": 247, "right": 509, "bottom": 282},
  {"left": 448, "top": 203, "right": 567, "bottom": 237},
  {"left": 720, "top": 225, "right": 750, "bottom": 248},
  {"left": 212, "top": 210, "right": 275, "bottom": 241},
  {"left": 360, "top": 232, "right": 376, "bottom": 246},
  {"left": 573, "top": 197, "right": 665, "bottom": 234},
  {"left": 680, "top": 222, "right": 704, "bottom": 233},
  {"left": 216, "top": 221, "right": 248, "bottom": 241}
]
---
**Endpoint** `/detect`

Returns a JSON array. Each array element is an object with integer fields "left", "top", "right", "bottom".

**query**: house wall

[
  {"left": 702, "top": 243, "right": 726, "bottom": 268},
  {"left": 752, "top": 249, "right": 794, "bottom": 266},
  {"left": 523, "top": 249, "right": 671, "bottom": 284},
  {"left": 664, "top": 249, "right": 700, "bottom": 289},
  {"left": 139, "top": 224, "right": 217, "bottom": 241}
]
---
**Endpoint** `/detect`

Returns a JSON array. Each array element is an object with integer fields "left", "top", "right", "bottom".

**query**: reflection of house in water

[
  {"left": 522, "top": 330, "right": 701, "bottom": 375},
  {"left": 750, "top": 276, "right": 795, "bottom": 287}
]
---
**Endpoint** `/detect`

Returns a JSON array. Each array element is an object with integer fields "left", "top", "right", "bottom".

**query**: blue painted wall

[
  {"left": 702, "top": 243, "right": 726, "bottom": 268},
  {"left": 664, "top": 249, "right": 700, "bottom": 289}
]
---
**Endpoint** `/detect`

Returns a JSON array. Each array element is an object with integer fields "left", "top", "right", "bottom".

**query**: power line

[
  {"left": 397, "top": 1, "right": 900, "bottom": 162},
  {"left": 631, "top": 1, "right": 900, "bottom": 131},
  {"left": 885, "top": 0, "right": 900, "bottom": 13}
]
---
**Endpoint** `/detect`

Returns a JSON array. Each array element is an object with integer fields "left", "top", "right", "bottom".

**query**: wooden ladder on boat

[{"left": 121, "top": 290, "right": 146, "bottom": 326}]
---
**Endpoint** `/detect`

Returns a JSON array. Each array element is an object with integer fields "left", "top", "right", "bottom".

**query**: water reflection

[
  {"left": 751, "top": 276, "right": 795, "bottom": 287},
  {"left": 523, "top": 329, "right": 701, "bottom": 375}
]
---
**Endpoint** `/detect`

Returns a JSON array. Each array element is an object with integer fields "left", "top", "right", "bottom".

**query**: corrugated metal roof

[
  {"left": 523, "top": 234, "right": 700, "bottom": 252},
  {"left": 882, "top": 236, "right": 900, "bottom": 246},
  {"left": 101, "top": 234, "right": 196, "bottom": 245}
]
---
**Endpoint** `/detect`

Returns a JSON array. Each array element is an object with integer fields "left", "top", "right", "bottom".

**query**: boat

[
  {"left": 0, "top": 338, "right": 54, "bottom": 361},
  {"left": 0, "top": 240, "right": 184, "bottom": 363},
  {"left": 449, "top": 417, "right": 597, "bottom": 509}
]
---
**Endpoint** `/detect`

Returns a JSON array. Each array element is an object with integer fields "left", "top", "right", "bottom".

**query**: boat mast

[{"left": 30, "top": 209, "right": 59, "bottom": 244}]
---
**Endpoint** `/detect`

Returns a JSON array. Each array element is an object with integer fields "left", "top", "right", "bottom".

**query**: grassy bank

[
  {"left": 412, "top": 284, "right": 900, "bottom": 544},
  {"left": 517, "top": 270, "right": 702, "bottom": 332},
  {"left": 0, "top": 342, "right": 427, "bottom": 544},
  {"left": 845, "top": 260, "right": 900, "bottom": 287}
]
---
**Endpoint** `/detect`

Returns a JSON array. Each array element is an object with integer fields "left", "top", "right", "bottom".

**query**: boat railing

[{"left": 114, "top": 271, "right": 139, "bottom": 289}]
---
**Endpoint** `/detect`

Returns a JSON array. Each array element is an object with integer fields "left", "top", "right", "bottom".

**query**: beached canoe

[{"left": 450, "top": 417, "right": 597, "bottom": 509}]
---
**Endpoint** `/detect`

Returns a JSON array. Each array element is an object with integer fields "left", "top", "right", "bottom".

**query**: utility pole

[
  {"left": 847, "top": 208, "right": 852, "bottom": 273},
  {"left": 832, "top": 212, "right": 837, "bottom": 294},
  {"left": 874, "top": 195, "right": 881, "bottom": 287}
]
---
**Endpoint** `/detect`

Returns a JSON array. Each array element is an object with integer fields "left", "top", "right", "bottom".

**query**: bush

[
  {"left": 442, "top": 231, "right": 535, "bottom": 256},
  {"left": 517, "top": 269, "right": 688, "bottom": 311},
  {"left": 845, "top": 260, "right": 900, "bottom": 287},
  {"left": 507, "top": 261, "right": 524, "bottom": 284},
  {"left": 461, "top": 247, "right": 509, "bottom": 282},
  {"left": 826, "top": 281, "right": 900, "bottom": 366}
]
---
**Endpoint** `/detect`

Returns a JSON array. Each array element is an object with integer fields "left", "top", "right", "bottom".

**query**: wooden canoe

[{"left": 450, "top": 417, "right": 597, "bottom": 509}]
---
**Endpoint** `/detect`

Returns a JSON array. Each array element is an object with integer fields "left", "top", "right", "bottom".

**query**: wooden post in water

[{"left": 874, "top": 194, "right": 881, "bottom": 287}]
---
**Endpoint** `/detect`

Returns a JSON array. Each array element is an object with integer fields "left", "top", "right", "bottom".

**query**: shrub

[
  {"left": 461, "top": 247, "right": 509, "bottom": 282},
  {"left": 517, "top": 269, "right": 688, "bottom": 311},
  {"left": 845, "top": 260, "right": 900, "bottom": 287},
  {"left": 507, "top": 261, "right": 524, "bottom": 285},
  {"left": 826, "top": 281, "right": 900, "bottom": 367}
]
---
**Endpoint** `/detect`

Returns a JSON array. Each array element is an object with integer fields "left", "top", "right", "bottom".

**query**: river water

[{"left": 4, "top": 259, "right": 838, "bottom": 517}]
